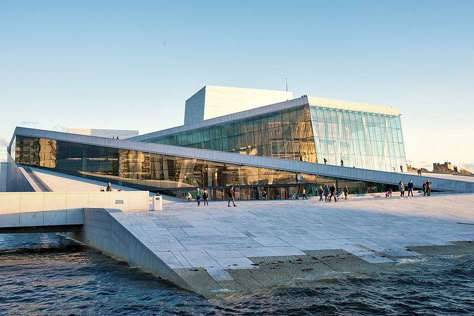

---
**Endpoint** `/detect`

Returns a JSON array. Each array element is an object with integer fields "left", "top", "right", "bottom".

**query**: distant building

[
  {"left": 433, "top": 162, "right": 454, "bottom": 173},
  {"left": 66, "top": 128, "right": 139, "bottom": 139}
]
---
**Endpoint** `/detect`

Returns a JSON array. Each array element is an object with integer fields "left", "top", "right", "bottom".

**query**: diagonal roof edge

[{"left": 10, "top": 126, "right": 474, "bottom": 193}]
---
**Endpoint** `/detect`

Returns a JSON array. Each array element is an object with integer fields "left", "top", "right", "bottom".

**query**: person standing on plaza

[
  {"left": 426, "top": 180, "right": 432, "bottom": 196},
  {"left": 202, "top": 189, "right": 209, "bottom": 206},
  {"left": 340, "top": 159, "right": 344, "bottom": 167},
  {"left": 106, "top": 182, "right": 112, "bottom": 192},
  {"left": 228, "top": 185, "right": 237, "bottom": 207},
  {"left": 407, "top": 180, "right": 414, "bottom": 198},
  {"left": 329, "top": 183, "right": 337, "bottom": 202},
  {"left": 398, "top": 180, "right": 405, "bottom": 198},
  {"left": 343, "top": 186, "right": 349, "bottom": 200},
  {"left": 318, "top": 185, "right": 324, "bottom": 201},
  {"left": 302, "top": 187, "right": 307, "bottom": 200},
  {"left": 323, "top": 184, "right": 329, "bottom": 202},
  {"left": 186, "top": 192, "right": 192, "bottom": 202},
  {"left": 196, "top": 188, "right": 201, "bottom": 206},
  {"left": 323, "top": 158, "right": 327, "bottom": 165}
]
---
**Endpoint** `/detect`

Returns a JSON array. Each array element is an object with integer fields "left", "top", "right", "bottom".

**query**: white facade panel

[
  {"left": 184, "top": 85, "right": 293, "bottom": 125},
  {"left": 203, "top": 86, "right": 294, "bottom": 120},
  {"left": 184, "top": 87, "right": 206, "bottom": 125}
]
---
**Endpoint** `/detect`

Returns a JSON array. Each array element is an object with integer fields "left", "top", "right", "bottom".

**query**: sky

[{"left": 1, "top": 0, "right": 473, "bottom": 170}]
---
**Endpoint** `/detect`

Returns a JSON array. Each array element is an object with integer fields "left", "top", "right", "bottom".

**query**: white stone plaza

[{"left": 109, "top": 192, "right": 474, "bottom": 293}]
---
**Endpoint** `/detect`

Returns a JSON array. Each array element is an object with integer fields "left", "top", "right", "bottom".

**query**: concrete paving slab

[
  {"left": 251, "top": 237, "right": 291, "bottom": 247},
  {"left": 239, "top": 246, "right": 306, "bottom": 257},
  {"left": 212, "top": 257, "right": 255, "bottom": 270},
  {"left": 106, "top": 193, "right": 474, "bottom": 297},
  {"left": 180, "top": 250, "right": 220, "bottom": 268}
]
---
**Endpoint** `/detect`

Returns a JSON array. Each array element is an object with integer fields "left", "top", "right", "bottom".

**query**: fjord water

[{"left": 0, "top": 233, "right": 473, "bottom": 315}]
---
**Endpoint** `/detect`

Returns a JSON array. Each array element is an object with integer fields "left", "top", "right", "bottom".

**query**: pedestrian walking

[
  {"left": 318, "top": 186, "right": 324, "bottom": 201},
  {"left": 202, "top": 189, "right": 209, "bottom": 206},
  {"left": 228, "top": 186, "right": 237, "bottom": 207},
  {"left": 196, "top": 188, "right": 202, "bottom": 206},
  {"left": 426, "top": 180, "right": 432, "bottom": 196},
  {"left": 340, "top": 159, "right": 344, "bottom": 167},
  {"left": 329, "top": 183, "right": 337, "bottom": 202},
  {"left": 106, "top": 182, "right": 112, "bottom": 192},
  {"left": 407, "top": 180, "right": 414, "bottom": 198},
  {"left": 186, "top": 192, "right": 192, "bottom": 202},
  {"left": 323, "top": 158, "right": 327, "bottom": 165},
  {"left": 302, "top": 188, "right": 307, "bottom": 200}
]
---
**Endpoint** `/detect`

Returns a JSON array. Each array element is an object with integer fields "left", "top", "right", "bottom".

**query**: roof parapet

[{"left": 308, "top": 96, "right": 400, "bottom": 115}]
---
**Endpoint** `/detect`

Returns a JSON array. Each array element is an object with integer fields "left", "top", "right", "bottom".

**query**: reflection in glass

[{"left": 14, "top": 135, "right": 388, "bottom": 198}]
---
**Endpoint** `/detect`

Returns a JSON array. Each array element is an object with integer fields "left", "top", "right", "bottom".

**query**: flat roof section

[
  {"left": 308, "top": 96, "right": 400, "bottom": 115},
  {"left": 184, "top": 85, "right": 294, "bottom": 125}
]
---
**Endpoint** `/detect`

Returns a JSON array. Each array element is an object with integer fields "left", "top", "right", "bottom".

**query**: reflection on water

[{"left": 0, "top": 233, "right": 473, "bottom": 315}]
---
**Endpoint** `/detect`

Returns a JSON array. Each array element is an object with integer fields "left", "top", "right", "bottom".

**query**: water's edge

[{"left": 0, "top": 233, "right": 473, "bottom": 315}]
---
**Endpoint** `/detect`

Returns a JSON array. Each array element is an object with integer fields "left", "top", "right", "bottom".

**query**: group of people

[
  {"left": 186, "top": 186, "right": 236, "bottom": 207},
  {"left": 397, "top": 180, "right": 414, "bottom": 198},
  {"left": 187, "top": 188, "right": 209, "bottom": 206},
  {"left": 317, "top": 184, "right": 349, "bottom": 202},
  {"left": 422, "top": 180, "right": 432, "bottom": 196},
  {"left": 389, "top": 179, "right": 432, "bottom": 198},
  {"left": 322, "top": 158, "right": 345, "bottom": 167}
]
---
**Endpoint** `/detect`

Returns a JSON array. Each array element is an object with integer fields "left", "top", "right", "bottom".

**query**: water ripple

[{"left": 0, "top": 233, "right": 473, "bottom": 315}]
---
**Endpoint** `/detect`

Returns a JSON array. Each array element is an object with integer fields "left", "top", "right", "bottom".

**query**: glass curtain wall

[
  {"left": 13, "top": 135, "right": 377, "bottom": 199},
  {"left": 310, "top": 106, "right": 406, "bottom": 171},
  {"left": 146, "top": 106, "right": 317, "bottom": 163},
  {"left": 147, "top": 104, "right": 406, "bottom": 172}
]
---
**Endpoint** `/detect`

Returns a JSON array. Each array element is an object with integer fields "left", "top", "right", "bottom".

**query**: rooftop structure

[
  {"left": 135, "top": 93, "right": 406, "bottom": 172},
  {"left": 184, "top": 85, "right": 293, "bottom": 125}
]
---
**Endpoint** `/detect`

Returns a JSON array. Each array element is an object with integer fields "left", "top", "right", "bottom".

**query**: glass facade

[
  {"left": 144, "top": 104, "right": 406, "bottom": 171},
  {"left": 13, "top": 135, "right": 382, "bottom": 199},
  {"left": 145, "top": 105, "right": 317, "bottom": 162},
  {"left": 310, "top": 106, "right": 406, "bottom": 171}
]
